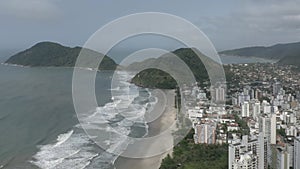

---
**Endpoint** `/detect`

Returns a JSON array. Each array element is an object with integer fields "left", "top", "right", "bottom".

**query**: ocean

[
  {"left": 0, "top": 54, "right": 273, "bottom": 169},
  {"left": 0, "top": 63, "right": 156, "bottom": 169},
  {"left": 219, "top": 54, "right": 276, "bottom": 64}
]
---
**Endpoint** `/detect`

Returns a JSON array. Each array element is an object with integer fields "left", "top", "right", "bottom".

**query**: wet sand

[{"left": 114, "top": 89, "right": 177, "bottom": 169}]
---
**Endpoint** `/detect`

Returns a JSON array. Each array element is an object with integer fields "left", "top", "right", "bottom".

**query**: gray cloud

[
  {"left": 196, "top": 0, "right": 300, "bottom": 50},
  {"left": 0, "top": 0, "right": 61, "bottom": 20},
  {"left": 239, "top": 1, "right": 300, "bottom": 31},
  {"left": 0, "top": 0, "right": 299, "bottom": 51}
]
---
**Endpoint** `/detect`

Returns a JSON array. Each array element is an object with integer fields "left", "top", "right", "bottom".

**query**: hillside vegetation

[
  {"left": 130, "top": 48, "right": 225, "bottom": 89},
  {"left": 5, "top": 42, "right": 117, "bottom": 70},
  {"left": 160, "top": 129, "right": 228, "bottom": 169}
]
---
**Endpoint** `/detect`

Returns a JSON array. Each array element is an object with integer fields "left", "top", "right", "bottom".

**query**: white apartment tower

[
  {"left": 212, "top": 85, "right": 226, "bottom": 103},
  {"left": 259, "top": 114, "right": 276, "bottom": 145},
  {"left": 229, "top": 135, "right": 267, "bottom": 169},
  {"left": 242, "top": 101, "right": 250, "bottom": 117},
  {"left": 294, "top": 137, "right": 300, "bottom": 169},
  {"left": 270, "top": 114, "right": 276, "bottom": 145},
  {"left": 194, "top": 122, "right": 216, "bottom": 144},
  {"left": 252, "top": 101, "right": 261, "bottom": 119},
  {"left": 276, "top": 147, "right": 290, "bottom": 169},
  {"left": 273, "top": 81, "right": 282, "bottom": 96}
]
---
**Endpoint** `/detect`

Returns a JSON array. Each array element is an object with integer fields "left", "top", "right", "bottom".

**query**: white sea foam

[
  {"left": 1, "top": 63, "right": 30, "bottom": 68},
  {"left": 54, "top": 130, "right": 74, "bottom": 147},
  {"left": 31, "top": 71, "right": 157, "bottom": 169},
  {"left": 109, "top": 86, "right": 120, "bottom": 91},
  {"left": 31, "top": 132, "right": 98, "bottom": 169}
]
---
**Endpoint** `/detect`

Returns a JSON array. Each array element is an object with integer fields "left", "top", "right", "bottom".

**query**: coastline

[
  {"left": 219, "top": 54, "right": 278, "bottom": 64},
  {"left": 0, "top": 64, "right": 177, "bottom": 169},
  {"left": 114, "top": 89, "right": 177, "bottom": 169},
  {"left": 0, "top": 62, "right": 119, "bottom": 71}
]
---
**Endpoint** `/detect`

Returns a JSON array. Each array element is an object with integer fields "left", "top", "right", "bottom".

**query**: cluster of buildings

[
  {"left": 228, "top": 95, "right": 284, "bottom": 169},
  {"left": 181, "top": 82, "right": 231, "bottom": 145},
  {"left": 227, "top": 64, "right": 300, "bottom": 169},
  {"left": 181, "top": 63, "right": 300, "bottom": 169}
]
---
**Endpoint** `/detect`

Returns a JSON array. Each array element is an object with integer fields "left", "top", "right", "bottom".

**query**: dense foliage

[
  {"left": 5, "top": 42, "right": 117, "bottom": 70},
  {"left": 131, "top": 48, "right": 216, "bottom": 89},
  {"left": 132, "top": 68, "right": 177, "bottom": 89},
  {"left": 160, "top": 130, "right": 228, "bottom": 169},
  {"left": 233, "top": 113, "right": 250, "bottom": 135},
  {"left": 277, "top": 128, "right": 286, "bottom": 138}
]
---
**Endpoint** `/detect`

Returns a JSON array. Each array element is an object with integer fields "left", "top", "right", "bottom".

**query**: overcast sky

[{"left": 1, "top": 0, "right": 300, "bottom": 54}]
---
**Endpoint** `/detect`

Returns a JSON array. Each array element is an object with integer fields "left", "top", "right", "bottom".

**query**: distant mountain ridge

[
  {"left": 220, "top": 42, "right": 300, "bottom": 65},
  {"left": 5, "top": 42, "right": 117, "bottom": 70}
]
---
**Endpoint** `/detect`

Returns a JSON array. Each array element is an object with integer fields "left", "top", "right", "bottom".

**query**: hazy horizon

[{"left": 1, "top": 0, "right": 300, "bottom": 53}]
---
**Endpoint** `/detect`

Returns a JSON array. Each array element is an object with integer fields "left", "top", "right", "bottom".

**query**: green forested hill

[
  {"left": 5, "top": 42, "right": 117, "bottom": 70},
  {"left": 130, "top": 48, "right": 226, "bottom": 89},
  {"left": 131, "top": 68, "right": 178, "bottom": 89}
]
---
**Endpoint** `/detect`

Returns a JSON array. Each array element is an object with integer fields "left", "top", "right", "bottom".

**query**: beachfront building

[
  {"left": 194, "top": 121, "right": 216, "bottom": 144},
  {"left": 188, "top": 108, "right": 203, "bottom": 126}
]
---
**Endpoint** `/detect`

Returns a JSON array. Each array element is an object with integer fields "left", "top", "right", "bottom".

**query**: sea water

[{"left": 0, "top": 64, "right": 156, "bottom": 169}]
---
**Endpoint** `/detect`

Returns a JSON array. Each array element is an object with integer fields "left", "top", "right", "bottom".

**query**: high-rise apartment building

[
  {"left": 194, "top": 122, "right": 216, "bottom": 144},
  {"left": 294, "top": 137, "right": 300, "bottom": 169},
  {"left": 242, "top": 101, "right": 250, "bottom": 117},
  {"left": 229, "top": 135, "right": 267, "bottom": 169},
  {"left": 259, "top": 114, "right": 276, "bottom": 145}
]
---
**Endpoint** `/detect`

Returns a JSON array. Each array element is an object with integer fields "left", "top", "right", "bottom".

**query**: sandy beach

[{"left": 114, "top": 89, "right": 177, "bottom": 169}]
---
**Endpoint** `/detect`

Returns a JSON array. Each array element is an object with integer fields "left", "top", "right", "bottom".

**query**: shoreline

[
  {"left": 114, "top": 89, "right": 177, "bottom": 169},
  {"left": 0, "top": 62, "right": 119, "bottom": 71},
  {"left": 0, "top": 64, "right": 177, "bottom": 169},
  {"left": 219, "top": 54, "right": 278, "bottom": 64}
]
